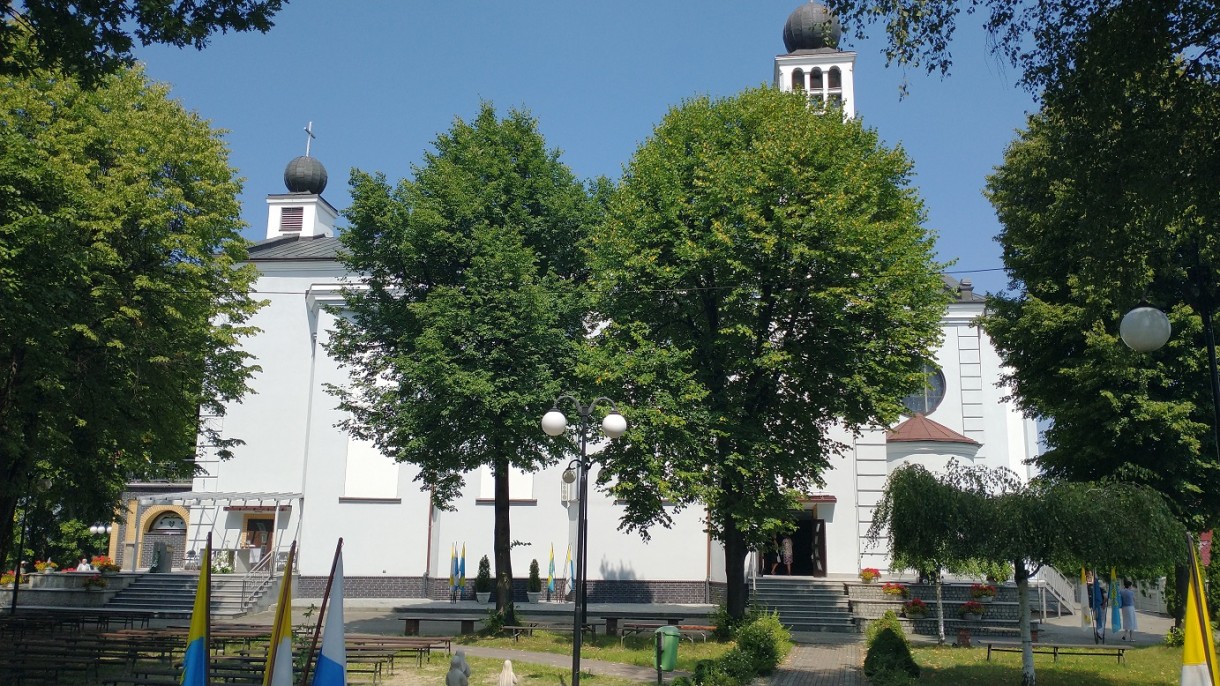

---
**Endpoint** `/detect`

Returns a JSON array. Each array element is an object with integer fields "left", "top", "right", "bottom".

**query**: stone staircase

[
  {"left": 102, "top": 572, "right": 278, "bottom": 617},
  {"left": 750, "top": 577, "right": 857, "bottom": 633}
]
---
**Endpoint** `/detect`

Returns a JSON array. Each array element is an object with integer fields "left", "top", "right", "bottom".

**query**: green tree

[
  {"left": 0, "top": 58, "right": 262, "bottom": 568},
  {"left": 1, "top": 0, "right": 284, "bottom": 85},
  {"left": 982, "top": 49, "right": 1220, "bottom": 535},
  {"left": 871, "top": 463, "right": 1185, "bottom": 686},
  {"left": 328, "top": 103, "right": 596, "bottom": 622},
  {"left": 588, "top": 86, "right": 947, "bottom": 619},
  {"left": 825, "top": 0, "right": 1220, "bottom": 92}
]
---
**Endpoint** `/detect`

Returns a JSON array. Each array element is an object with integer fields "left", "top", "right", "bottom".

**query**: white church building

[{"left": 112, "top": 3, "right": 1039, "bottom": 601}]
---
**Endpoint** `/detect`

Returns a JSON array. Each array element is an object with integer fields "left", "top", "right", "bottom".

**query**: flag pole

[
  {"left": 300, "top": 538, "right": 343, "bottom": 686},
  {"left": 205, "top": 532, "right": 212, "bottom": 685}
]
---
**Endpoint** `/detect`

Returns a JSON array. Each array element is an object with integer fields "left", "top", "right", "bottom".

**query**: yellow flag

[{"left": 1182, "top": 541, "right": 1219, "bottom": 686}]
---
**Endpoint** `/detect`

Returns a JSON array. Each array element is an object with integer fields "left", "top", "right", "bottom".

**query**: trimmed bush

[
  {"left": 709, "top": 603, "right": 760, "bottom": 641},
  {"left": 863, "top": 626, "right": 920, "bottom": 680},
  {"left": 866, "top": 610, "right": 908, "bottom": 649},
  {"left": 734, "top": 612, "right": 791, "bottom": 674}
]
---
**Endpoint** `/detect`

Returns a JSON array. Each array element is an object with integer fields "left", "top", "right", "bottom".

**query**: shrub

[
  {"left": 528, "top": 559, "right": 541, "bottom": 592},
  {"left": 1165, "top": 626, "right": 1185, "bottom": 647},
  {"left": 863, "top": 626, "right": 920, "bottom": 680},
  {"left": 475, "top": 555, "right": 492, "bottom": 592},
  {"left": 709, "top": 603, "right": 759, "bottom": 641},
  {"left": 733, "top": 611, "right": 791, "bottom": 674},
  {"left": 866, "top": 611, "right": 908, "bottom": 649}
]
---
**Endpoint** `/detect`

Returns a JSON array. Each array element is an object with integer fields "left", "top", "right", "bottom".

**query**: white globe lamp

[
  {"left": 542, "top": 410, "right": 568, "bottom": 437},
  {"left": 1120, "top": 306, "right": 1172, "bottom": 353}
]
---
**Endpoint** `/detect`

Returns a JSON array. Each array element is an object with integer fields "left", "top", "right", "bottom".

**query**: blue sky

[{"left": 135, "top": 1, "right": 1037, "bottom": 296}]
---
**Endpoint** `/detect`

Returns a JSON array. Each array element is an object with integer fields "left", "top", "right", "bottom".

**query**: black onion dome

[
  {"left": 284, "top": 155, "right": 328, "bottom": 194},
  {"left": 782, "top": 2, "right": 842, "bottom": 53}
]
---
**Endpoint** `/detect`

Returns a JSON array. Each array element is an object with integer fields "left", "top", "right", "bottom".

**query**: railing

[
  {"left": 240, "top": 548, "right": 275, "bottom": 610},
  {"left": 1033, "top": 565, "right": 1078, "bottom": 617}
]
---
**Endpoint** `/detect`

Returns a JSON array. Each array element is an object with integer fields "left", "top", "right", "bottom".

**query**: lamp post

[{"left": 541, "top": 395, "right": 627, "bottom": 686}]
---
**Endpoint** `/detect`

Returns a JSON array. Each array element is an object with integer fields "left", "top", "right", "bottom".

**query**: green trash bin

[{"left": 655, "top": 625, "right": 680, "bottom": 673}]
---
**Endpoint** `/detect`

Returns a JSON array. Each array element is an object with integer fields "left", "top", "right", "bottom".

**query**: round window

[{"left": 902, "top": 364, "right": 947, "bottom": 416}]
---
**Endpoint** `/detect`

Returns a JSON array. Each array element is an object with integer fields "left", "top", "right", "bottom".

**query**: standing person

[
  {"left": 780, "top": 535, "right": 794, "bottom": 576},
  {"left": 1091, "top": 572, "right": 1108, "bottom": 643},
  {"left": 1119, "top": 579, "right": 1138, "bottom": 641},
  {"left": 768, "top": 536, "right": 780, "bottom": 575}
]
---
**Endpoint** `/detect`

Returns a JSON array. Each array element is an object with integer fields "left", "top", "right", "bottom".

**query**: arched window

[
  {"left": 828, "top": 67, "right": 842, "bottom": 90},
  {"left": 901, "top": 364, "right": 947, "bottom": 416},
  {"left": 149, "top": 512, "right": 186, "bottom": 533},
  {"left": 810, "top": 68, "right": 824, "bottom": 90},
  {"left": 792, "top": 69, "right": 805, "bottom": 91}
]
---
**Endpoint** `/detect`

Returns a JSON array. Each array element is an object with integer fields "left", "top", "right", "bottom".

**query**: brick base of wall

[{"left": 296, "top": 575, "right": 718, "bottom": 603}]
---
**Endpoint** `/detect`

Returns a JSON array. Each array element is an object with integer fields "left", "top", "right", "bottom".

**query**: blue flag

[{"left": 181, "top": 539, "right": 211, "bottom": 686}]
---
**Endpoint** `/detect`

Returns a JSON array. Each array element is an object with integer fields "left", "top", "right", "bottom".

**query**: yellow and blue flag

[
  {"left": 1079, "top": 567, "right": 1091, "bottom": 629},
  {"left": 547, "top": 544, "right": 555, "bottom": 593},
  {"left": 263, "top": 541, "right": 296, "bottom": 686},
  {"left": 448, "top": 543, "right": 456, "bottom": 595},
  {"left": 1181, "top": 539, "right": 1218, "bottom": 686},
  {"left": 182, "top": 536, "right": 211, "bottom": 686},
  {"left": 1110, "top": 567, "right": 1122, "bottom": 630},
  {"left": 459, "top": 543, "right": 466, "bottom": 590},
  {"left": 565, "top": 544, "right": 574, "bottom": 593}
]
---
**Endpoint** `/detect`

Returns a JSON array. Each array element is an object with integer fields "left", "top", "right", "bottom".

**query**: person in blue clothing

[
  {"left": 1119, "top": 579, "right": 1138, "bottom": 641},
  {"left": 1090, "top": 573, "right": 1108, "bottom": 643}
]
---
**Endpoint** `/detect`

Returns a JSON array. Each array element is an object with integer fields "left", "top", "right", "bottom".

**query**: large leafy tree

[
  {"left": 0, "top": 57, "right": 262, "bottom": 568},
  {"left": 588, "top": 86, "right": 947, "bottom": 618},
  {"left": 825, "top": 0, "right": 1220, "bottom": 92},
  {"left": 2, "top": 0, "right": 283, "bottom": 85},
  {"left": 872, "top": 463, "right": 1185, "bottom": 686},
  {"left": 982, "top": 28, "right": 1220, "bottom": 535},
  {"left": 329, "top": 104, "right": 595, "bottom": 621}
]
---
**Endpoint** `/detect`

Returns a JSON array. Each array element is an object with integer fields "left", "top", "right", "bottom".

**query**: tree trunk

[
  {"left": 723, "top": 517, "right": 749, "bottom": 619},
  {"left": 493, "top": 454, "right": 516, "bottom": 624},
  {"left": 1173, "top": 562, "right": 1189, "bottom": 629},
  {"left": 1015, "top": 559, "right": 1036, "bottom": 686},
  {"left": 935, "top": 573, "right": 945, "bottom": 645},
  {"left": 0, "top": 493, "right": 17, "bottom": 571}
]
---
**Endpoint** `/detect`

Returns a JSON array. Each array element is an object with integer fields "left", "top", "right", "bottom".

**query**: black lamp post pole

[
  {"left": 546, "top": 395, "right": 623, "bottom": 686},
  {"left": 570, "top": 417, "right": 590, "bottom": 686}
]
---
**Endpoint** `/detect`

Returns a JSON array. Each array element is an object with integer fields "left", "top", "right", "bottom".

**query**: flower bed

[{"left": 882, "top": 582, "right": 909, "bottom": 598}]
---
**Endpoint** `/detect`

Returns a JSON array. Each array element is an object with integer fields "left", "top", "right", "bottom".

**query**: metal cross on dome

[{"left": 304, "top": 121, "right": 316, "bottom": 157}]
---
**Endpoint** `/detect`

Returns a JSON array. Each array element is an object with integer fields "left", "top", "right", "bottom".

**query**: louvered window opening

[{"left": 281, "top": 207, "right": 304, "bottom": 232}]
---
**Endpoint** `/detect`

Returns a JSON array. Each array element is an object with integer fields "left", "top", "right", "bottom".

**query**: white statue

[{"left": 498, "top": 659, "right": 518, "bottom": 686}]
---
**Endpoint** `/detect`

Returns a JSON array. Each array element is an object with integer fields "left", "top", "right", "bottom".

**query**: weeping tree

[{"left": 871, "top": 463, "right": 1185, "bottom": 686}]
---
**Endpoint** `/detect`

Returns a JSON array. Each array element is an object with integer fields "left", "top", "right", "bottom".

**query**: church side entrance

[{"left": 792, "top": 511, "right": 827, "bottom": 577}]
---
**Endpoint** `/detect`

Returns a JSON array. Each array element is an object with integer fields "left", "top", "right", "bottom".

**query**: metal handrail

[
  {"left": 240, "top": 549, "right": 275, "bottom": 609},
  {"left": 1034, "top": 565, "right": 1078, "bottom": 615}
]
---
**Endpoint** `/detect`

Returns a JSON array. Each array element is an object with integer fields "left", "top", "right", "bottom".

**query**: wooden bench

[
  {"left": 398, "top": 614, "right": 485, "bottom": 636},
  {"left": 986, "top": 643, "right": 1126, "bottom": 664},
  {"left": 601, "top": 615, "right": 687, "bottom": 637},
  {"left": 619, "top": 622, "right": 715, "bottom": 645},
  {"left": 500, "top": 621, "right": 601, "bottom": 641}
]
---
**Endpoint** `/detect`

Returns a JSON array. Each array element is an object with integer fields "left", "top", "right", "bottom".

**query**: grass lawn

[
  {"left": 912, "top": 644, "right": 1186, "bottom": 685},
  {"left": 456, "top": 631, "right": 735, "bottom": 672}
]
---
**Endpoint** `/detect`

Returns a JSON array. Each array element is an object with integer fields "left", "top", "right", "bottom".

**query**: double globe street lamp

[{"left": 541, "top": 396, "right": 626, "bottom": 686}]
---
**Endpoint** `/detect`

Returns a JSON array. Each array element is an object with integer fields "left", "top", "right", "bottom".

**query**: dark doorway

[{"left": 792, "top": 513, "right": 828, "bottom": 577}]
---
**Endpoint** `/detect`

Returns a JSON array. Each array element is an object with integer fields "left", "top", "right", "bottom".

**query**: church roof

[
  {"left": 248, "top": 234, "right": 343, "bottom": 261},
  {"left": 887, "top": 413, "right": 979, "bottom": 445}
]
